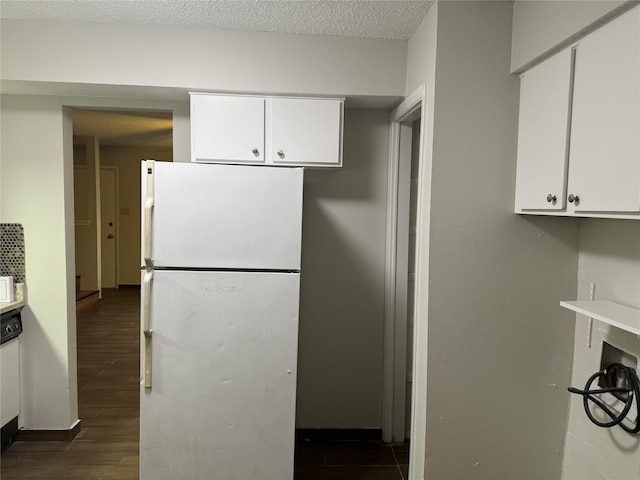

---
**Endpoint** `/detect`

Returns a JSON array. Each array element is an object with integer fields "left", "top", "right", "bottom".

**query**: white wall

[
  {"left": 407, "top": 2, "right": 579, "bottom": 478},
  {"left": 511, "top": 0, "right": 628, "bottom": 72},
  {"left": 297, "top": 108, "right": 390, "bottom": 428},
  {"left": 0, "top": 95, "right": 188, "bottom": 431},
  {"left": 1, "top": 96, "right": 78, "bottom": 430},
  {"left": 562, "top": 219, "right": 640, "bottom": 480},
  {"left": 0, "top": 19, "right": 406, "bottom": 100}
]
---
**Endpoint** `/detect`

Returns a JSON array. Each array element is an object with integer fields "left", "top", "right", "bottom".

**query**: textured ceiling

[
  {"left": 73, "top": 109, "right": 173, "bottom": 149},
  {"left": 0, "top": 0, "right": 433, "bottom": 40}
]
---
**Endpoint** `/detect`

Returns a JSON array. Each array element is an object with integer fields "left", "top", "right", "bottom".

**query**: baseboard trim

[
  {"left": 296, "top": 428, "right": 383, "bottom": 442},
  {"left": 16, "top": 420, "right": 82, "bottom": 442}
]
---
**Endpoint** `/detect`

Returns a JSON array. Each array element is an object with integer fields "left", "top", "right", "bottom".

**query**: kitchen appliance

[
  {"left": 139, "top": 161, "right": 303, "bottom": 480},
  {"left": 1, "top": 223, "right": 26, "bottom": 453},
  {"left": 1, "top": 306, "right": 23, "bottom": 452}
]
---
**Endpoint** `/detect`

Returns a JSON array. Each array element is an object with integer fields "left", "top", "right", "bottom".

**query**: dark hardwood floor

[
  {"left": 295, "top": 430, "right": 409, "bottom": 480},
  {"left": 1, "top": 288, "right": 140, "bottom": 480},
  {"left": 1, "top": 287, "right": 409, "bottom": 480}
]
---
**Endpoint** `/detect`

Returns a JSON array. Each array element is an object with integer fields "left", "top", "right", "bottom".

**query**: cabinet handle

[
  {"left": 252, "top": 148, "right": 259, "bottom": 156},
  {"left": 277, "top": 150, "right": 285, "bottom": 159},
  {"left": 568, "top": 194, "right": 579, "bottom": 204},
  {"left": 546, "top": 194, "right": 557, "bottom": 204}
]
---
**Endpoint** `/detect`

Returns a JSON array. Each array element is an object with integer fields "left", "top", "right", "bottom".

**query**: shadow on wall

[
  {"left": 296, "top": 108, "right": 390, "bottom": 428},
  {"left": 18, "top": 303, "right": 73, "bottom": 431}
]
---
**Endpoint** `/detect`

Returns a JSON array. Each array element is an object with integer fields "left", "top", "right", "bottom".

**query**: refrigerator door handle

[
  {"left": 142, "top": 269, "right": 154, "bottom": 389},
  {"left": 144, "top": 160, "right": 155, "bottom": 269}
]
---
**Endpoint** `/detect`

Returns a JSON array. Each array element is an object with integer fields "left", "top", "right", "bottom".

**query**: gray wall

[
  {"left": 562, "top": 220, "right": 640, "bottom": 479},
  {"left": 297, "top": 108, "right": 390, "bottom": 428},
  {"left": 511, "top": 0, "right": 627, "bottom": 72},
  {"left": 409, "top": 2, "right": 579, "bottom": 478},
  {"left": 511, "top": 3, "right": 640, "bottom": 478}
]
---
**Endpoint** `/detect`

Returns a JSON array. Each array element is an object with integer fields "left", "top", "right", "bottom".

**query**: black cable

[{"left": 568, "top": 362, "right": 640, "bottom": 434}]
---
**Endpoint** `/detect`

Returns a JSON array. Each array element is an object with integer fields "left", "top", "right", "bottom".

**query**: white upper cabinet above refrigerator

[
  {"left": 190, "top": 93, "right": 344, "bottom": 167},
  {"left": 191, "top": 94, "right": 265, "bottom": 164},
  {"left": 514, "top": 6, "right": 640, "bottom": 219},
  {"left": 267, "top": 97, "right": 343, "bottom": 167}
]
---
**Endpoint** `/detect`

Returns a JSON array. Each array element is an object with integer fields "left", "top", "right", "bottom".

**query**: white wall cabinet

[
  {"left": 567, "top": 8, "right": 640, "bottom": 214},
  {"left": 514, "top": 7, "right": 640, "bottom": 219},
  {"left": 191, "top": 93, "right": 343, "bottom": 167},
  {"left": 514, "top": 48, "right": 573, "bottom": 212},
  {"left": 191, "top": 95, "right": 265, "bottom": 164},
  {"left": 267, "top": 98, "right": 343, "bottom": 166}
]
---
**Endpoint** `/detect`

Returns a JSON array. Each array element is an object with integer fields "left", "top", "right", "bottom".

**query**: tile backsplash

[{"left": 0, "top": 223, "right": 26, "bottom": 283}]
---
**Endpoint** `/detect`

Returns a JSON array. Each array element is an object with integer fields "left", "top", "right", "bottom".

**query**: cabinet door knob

[
  {"left": 277, "top": 150, "right": 285, "bottom": 159},
  {"left": 568, "top": 194, "right": 579, "bottom": 204},
  {"left": 252, "top": 148, "right": 259, "bottom": 156},
  {"left": 546, "top": 194, "right": 557, "bottom": 204}
]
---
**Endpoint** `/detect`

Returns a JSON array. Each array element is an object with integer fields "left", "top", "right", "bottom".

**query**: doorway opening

[
  {"left": 72, "top": 108, "right": 173, "bottom": 299},
  {"left": 71, "top": 107, "right": 173, "bottom": 466},
  {"left": 382, "top": 85, "right": 427, "bottom": 480}
]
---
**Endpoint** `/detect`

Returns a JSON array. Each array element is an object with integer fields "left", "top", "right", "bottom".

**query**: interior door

[{"left": 100, "top": 167, "right": 117, "bottom": 288}]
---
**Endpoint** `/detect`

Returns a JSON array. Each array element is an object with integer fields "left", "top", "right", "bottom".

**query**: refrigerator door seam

[{"left": 152, "top": 266, "right": 300, "bottom": 274}]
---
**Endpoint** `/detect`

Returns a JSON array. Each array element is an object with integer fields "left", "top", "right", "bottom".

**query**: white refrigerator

[{"left": 139, "top": 161, "right": 303, "bottom": 480}]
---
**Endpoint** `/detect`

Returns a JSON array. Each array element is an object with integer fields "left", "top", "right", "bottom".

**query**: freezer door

[
  {"left": 140, "top": 270, "right": 299, "bottom": 480},
  {"left": 142, "top": 161, "right": 303, "bottom": 271}
]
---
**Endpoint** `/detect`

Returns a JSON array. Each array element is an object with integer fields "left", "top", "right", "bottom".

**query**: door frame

[{"left": 382, "top": 85, "right": 427, "bottom": 478}]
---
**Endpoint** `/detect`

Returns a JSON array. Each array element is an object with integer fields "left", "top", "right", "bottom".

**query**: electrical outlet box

[
  {"left": 600, "top": 342, "right": 638, "bottom": 374},
  {"left": 598, "top": 342, "right": 638, "bottom": 421}
]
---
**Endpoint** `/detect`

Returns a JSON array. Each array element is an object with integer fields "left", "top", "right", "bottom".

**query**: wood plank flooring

[
  {"left": 295, "top": 430, "right": 409, "bottom": 480},
  {"left": 1, "top": 287, "right": 140, "bottom": 480}
]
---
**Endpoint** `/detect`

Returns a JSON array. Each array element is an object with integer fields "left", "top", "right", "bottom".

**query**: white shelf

[{"left": 560, "top": 300, "right": 640, "bottom": 337}]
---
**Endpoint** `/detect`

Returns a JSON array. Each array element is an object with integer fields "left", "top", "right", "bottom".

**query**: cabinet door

[
  {"left": 267, "top": 98, "right": 343, "bottom": 167},
  {"left": 514, "top": 48, "right": 573, "bottom": 212},
  {"left": 568, "top": 8, "right": 640, "bottom": 213},
  {"left": 191, "top": 95, "right": 265, "bottom": 163}
]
